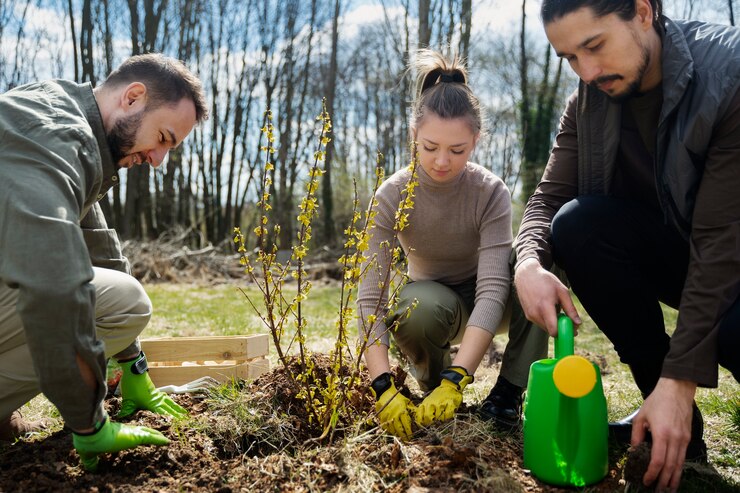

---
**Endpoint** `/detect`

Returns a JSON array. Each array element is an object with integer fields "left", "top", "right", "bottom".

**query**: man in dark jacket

[
  {"left": 0, "top": 53, "right": 208, "bottom": 471},
  {"left": 513, "top": 0, "right": 740, "bottom": 490}
]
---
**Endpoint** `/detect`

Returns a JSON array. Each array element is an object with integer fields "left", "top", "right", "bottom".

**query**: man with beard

[
  {"left": 0, "top": 53, "right": 208, "bottom": 470},
  {"left": 512, "top": 0, "right": 740, "bottom": 491}
]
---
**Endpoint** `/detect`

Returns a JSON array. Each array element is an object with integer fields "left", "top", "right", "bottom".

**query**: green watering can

[{"left": 522, "top": 314, "right": 608, "bottom": 487}]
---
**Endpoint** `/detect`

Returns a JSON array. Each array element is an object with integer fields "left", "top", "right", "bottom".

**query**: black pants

[{"left": 550, "top": 195, "right": 739, "bottom": 393}]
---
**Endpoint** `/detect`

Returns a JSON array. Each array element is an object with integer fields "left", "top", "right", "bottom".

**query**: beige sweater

[{"left": 357, "top": 162, "right": 513, "bottom": 346}]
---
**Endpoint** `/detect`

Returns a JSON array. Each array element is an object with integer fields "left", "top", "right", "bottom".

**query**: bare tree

[
  {"left": 96, "top": 0, "right": 123, "bottom": 230},
  {"left": 272, "top": 0, "right": 301, "bottom": 248},
  {"left": 0, "top": 0, "right": 8, "bottom": 45},
  {"left": 232, "top": 54, "right": 264, "bottom": 234},
  {"left": 7, "top": 0, "right": 33, "bottom": 89},
  {"left": 518, "top": 0, "right": 564, "bottom": 202},
  {"left": 321, "top": 0, "right": 341, "bottom": 245},
  {"left": 66, "top": 0, "right": 79, "bottom": 82},
  {"left": 122, "top": 0, "right": 169, "bottom": 239},
  {"left": 157, "top": 0, "right": 200, "bottom": 234},
  {"left": 222, "top": 3, "right": 258, "bottom": 240},
  {"left": 459, "top": 0, "right": 472, "bottom": 60},
  {"left": 418, "top": 0, "right": 431, "bottom": 48},
  {"left": 729, "top": 0, "right": 735, "bottom": 25},
  {"left": 79, "top": 0, "right": 96, "bottom": 85}
]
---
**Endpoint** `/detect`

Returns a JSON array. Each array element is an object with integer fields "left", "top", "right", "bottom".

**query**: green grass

[{"left": 146, "top": 282, "right": 343, "bottom": 351}]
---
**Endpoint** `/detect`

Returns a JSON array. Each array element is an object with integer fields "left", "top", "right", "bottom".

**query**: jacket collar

[
  {"left": 77, "top": 82, "right": 120, "bottom": 192},
  {"left": 660, "top": 16, "right": 694, "bottom": 119}
]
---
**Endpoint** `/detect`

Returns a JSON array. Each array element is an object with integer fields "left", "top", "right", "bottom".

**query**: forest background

[{"left": 1, "top": 0, "right": 737, "bottom": 251}]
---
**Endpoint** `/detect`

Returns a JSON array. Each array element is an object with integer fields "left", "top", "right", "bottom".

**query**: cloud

[{"left": 472, "top": 0, "right": 544, "bottom": 36}]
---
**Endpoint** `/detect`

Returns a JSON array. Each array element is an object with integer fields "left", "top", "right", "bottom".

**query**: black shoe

[
  {"left": 478, "top": 376, "right": 523, "bottom": 430},
  {"left": 608, "top": 405, "right": 708, "bottom": 463},
  {"left": 686, "top": 437, "right": 708, "bottom": 463},
  {"left": 608, "top": 408, "right": 640, "bottom": 444}
]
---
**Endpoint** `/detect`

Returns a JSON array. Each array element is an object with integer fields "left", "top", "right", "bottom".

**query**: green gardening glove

[
  {"left": 117, "top": 352, "right": 187, "bottom": 418},
  {"left": 416, "top": 366, "right": 474, "bottom": 427},
  {"left": 72, "top": 416, "right": 169, "bottom": 472},
  {"left": 370, "top": 372, "right": 417, "bottom": 441}
]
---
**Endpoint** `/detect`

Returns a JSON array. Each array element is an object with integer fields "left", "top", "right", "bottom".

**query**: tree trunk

[
  {"left": 730, "top": 0, "right": 735, "bottom": 25},
  {"left": 99, "top": 0, "right": 122, "bottom": 230},
  {"left": 518, "top": 0, "right": 533, "bottom": 202},
  {"left": 518, "top": 0, "right": 563, "bottom": 202},
  {"left": 321, "top": 0, "right": 341, "bottom": 246},
  {"left": 122, "top": 0, "right": 168, "bottom": 239},
  {"left": 79, "top": 0, "right": 95, "bottom": 85},
  {"left": 418, "top": 0, "right": 430, "bottom": 48},
  {"left": 67, "top": 0, "right": 79, "bottom": 82},
  {"left": 460, "top": 0, "right": 472, "bottom": 60},
  {"left": 274, "top": 0, "right": 299, "bottom": 249}
]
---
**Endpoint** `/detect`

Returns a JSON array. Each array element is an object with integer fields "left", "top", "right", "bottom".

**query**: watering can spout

[{"left": 522, "top": 314, "right": 609, "bottom": 487}]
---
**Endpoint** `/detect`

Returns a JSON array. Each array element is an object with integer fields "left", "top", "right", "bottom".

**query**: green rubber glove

[
  {"left": 416, "top": 366, "right": 474, "bottom": 427},
  {"left": 370, "top": 373, "right": 416, "bottom": 441},
  {"left": 72, "top": 417, "right": 169, "bottom": 472},
  {"left": 117, "top": 352, "right": 187, "bottom": 418}
]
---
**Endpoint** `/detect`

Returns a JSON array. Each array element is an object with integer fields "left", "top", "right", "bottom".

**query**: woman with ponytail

[{"left": 358, "top": 50, "right": 524, "bottom": 440}]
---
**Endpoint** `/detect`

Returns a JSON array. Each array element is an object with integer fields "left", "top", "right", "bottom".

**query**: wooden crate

[{"left": 140, "top": 334, "right": 269, "bottom": 387}]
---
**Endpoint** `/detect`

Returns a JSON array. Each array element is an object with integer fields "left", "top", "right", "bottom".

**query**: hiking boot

[
  {"left": 608, "top": 404, "right": 708, "bottom": 463},
  {"left": 478, "top": 376, "right": 523, "bottom": 430},
  {"left": 0, "top": 411, "right": 54, "bottom": 442}
]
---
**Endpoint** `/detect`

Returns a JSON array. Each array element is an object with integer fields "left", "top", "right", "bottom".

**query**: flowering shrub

[{"left": 234, "top": 100, "right": 420, "bottom": 440}]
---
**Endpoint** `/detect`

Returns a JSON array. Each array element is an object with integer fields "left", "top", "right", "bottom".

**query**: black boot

[
  {"left": 608, "top": 408, "right": 641, "bottom": 445},
  {"left": 478, "top": 376, "right": 523, "bottom": 430},
  {"left": 608, "top": 403, "right": 707, "bottom": 463}
]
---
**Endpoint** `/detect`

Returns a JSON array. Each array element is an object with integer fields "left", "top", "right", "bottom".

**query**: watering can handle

[{"left": 554, "top": 314, "right": 575, "bottom": 360}]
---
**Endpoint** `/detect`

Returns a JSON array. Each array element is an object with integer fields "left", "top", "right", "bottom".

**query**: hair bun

[{"left": 438, "top": 71, "right": 465, "bottom": 84}]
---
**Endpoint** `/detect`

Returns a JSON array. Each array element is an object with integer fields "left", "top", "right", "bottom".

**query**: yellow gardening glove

[
  {"left": 416, "top": 366, "right": 474, "bottom": 427},
  {"left": 370, "top": 372, "right": 416, "bottom": 441}
]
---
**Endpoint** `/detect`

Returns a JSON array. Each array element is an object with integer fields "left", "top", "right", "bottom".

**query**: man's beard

[
  {"left": 590, "top": 44, "right": 651, "bottom": 103},
  {"left": 107, "top": 111, "right": 144, "bottom": 165}
]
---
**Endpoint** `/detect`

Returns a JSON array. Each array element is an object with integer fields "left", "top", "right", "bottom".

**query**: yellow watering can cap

[{"left": 553, "top": 355, "right": 597, "bottom": 398}]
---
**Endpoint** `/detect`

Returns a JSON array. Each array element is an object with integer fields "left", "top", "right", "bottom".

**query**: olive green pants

[{"left": 388, "top": 279, "right": 548, "bottom": 391}]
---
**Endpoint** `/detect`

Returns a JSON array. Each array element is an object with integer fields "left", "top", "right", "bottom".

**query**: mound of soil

[{"left": 0, "top": 357, "right": 641, "bottom": 493}]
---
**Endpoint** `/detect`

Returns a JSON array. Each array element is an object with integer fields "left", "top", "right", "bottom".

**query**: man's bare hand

[
  {"left": 632, "top": 378, "right": 698, "bottom": 492},
  {"left": 513, "top": 257, "right": 581, "bottom": 336}
]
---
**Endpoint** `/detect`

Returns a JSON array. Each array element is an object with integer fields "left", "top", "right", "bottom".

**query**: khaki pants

[
  {"left": 388, "top": 279, "right": 547, "bottom": 391},
  {"left": 0, "top": 267, "right": 151, "bottom": 419}
]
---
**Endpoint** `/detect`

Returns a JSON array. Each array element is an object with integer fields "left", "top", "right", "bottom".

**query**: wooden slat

[
  {"left": 246, "top": 358, "right": 269, "bottom": 379},
  {"left": 141, "top": 334, "right": 268, "bottom": 363},
  {"left": 147, "top": 358, "right": 270, "bottom": 387}
]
